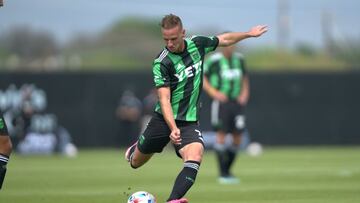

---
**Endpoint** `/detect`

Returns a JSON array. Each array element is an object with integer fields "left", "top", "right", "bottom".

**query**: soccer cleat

[
  {"left": 218, "top": 176, "right": 240, "bottom": 184},
  {"left": 167, "top": 198, "right": 189, "bottom": 203},
  {"left": 125, "top": 141, "right": 137, "bottom": 162}
]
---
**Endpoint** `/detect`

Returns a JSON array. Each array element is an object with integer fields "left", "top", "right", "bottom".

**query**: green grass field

[{"left": 1, "top": 146, "right": 360, "bottom": 203}]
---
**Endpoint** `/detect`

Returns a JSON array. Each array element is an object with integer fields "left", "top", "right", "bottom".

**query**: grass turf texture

[{"left": 1, "top": 146, "right": 359, "bottom": 203}]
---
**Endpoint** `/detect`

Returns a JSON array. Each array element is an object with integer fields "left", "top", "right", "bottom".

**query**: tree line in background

[{"left": 0, "top": 17, "right": 359, "bottom": 72}]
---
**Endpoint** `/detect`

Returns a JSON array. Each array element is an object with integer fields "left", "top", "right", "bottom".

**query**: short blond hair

[{"left": 161, "top": 14, "right": 183, "bottom": 29}]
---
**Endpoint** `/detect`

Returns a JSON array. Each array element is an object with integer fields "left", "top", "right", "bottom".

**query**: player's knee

[
  {"left": 216, "top": 134, "right": 227, "bottom": 144},
  {"left": 0, "top": 137, "right": 12, "bottom": 155},
  {"left": 232, "top": 138, "right": 242, "bottom": 146},
  {"left": 185, "top": 154, "right": 203, "bottom": 163},
  {"left": 192, "top": 155, "right": 202, "bottom": 162}
]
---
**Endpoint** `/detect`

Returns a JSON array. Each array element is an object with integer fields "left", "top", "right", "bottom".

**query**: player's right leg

[
  {"left": 226, "top": 132, "right": 242, "bottom": 171},
  {"left": 0, "top": 116, "right": 12, "bottom": 190},
  {"left": 125, "top": 113, "right": 170, "bottom": 169},
  {"left": 125, "top": 141, "right": 153, "bottom": 169}
]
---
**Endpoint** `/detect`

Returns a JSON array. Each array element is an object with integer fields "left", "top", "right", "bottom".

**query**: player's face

[{"left": 162, "top": 25, "right": 185, "bottom": 53}]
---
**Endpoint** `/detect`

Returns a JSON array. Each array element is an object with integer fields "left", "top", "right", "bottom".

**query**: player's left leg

[
  {"left": 225, "top": 132, "right": 242, "bottom": 175},
  {"left": 0, "top": 116, "right": 13, "bottom": 190},
  {"left": 167, "top": 123, "right": 204, "bottom": 202},
  {"left": 167, "top": 142, "right": 203, "bottom": 202},
  {"left": 214, "top": 130, "right": 229, "bottom": 177}
]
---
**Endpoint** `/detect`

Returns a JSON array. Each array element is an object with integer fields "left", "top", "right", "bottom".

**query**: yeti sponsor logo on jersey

[
  {"left": 174, "top": 61, "right": 202, "bottom": 81},
  {"left": 221, "top": 69, "right": 241, "bottom": 80}
]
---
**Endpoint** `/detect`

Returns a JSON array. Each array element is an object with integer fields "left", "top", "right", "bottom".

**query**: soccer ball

[
  {"left": 127, "top": 191, "right": 156, "bottom": 203},
  {"left": 63, "top": 143, "right": 78, "bottom": 158},
  {"left": 246, "top": 142, "right": 263, "bottom": 157}
]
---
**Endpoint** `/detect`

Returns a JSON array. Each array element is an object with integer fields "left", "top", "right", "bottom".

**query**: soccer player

[
  {"left": 0, "top": 115, "right": 12, "bottom": 190},
  {"left": 203, "top": 42, "right": 249, "bottom": 184},
  {"left": 125, "top": 14, "right": 267, "bottom": 203}
]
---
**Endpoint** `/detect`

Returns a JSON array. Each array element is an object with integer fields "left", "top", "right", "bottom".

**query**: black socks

[
  {"left": 214, "top": 143, "right": 238, "bottom": 177},
  {"left": 0, "top": 154, "right": 9, "bottom": 190},
  {"left": 225, "top": 145, "right": 238, "bottom": 175},
  {"left": 167, "top": 160, "right": 200, "bottom": 201},
  {"left": 214, "top": 143, "right": 229, "bottom": 177}
]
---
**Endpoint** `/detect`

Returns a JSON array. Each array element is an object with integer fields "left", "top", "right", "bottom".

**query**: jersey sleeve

[
  {"left": 191, "top": 36, "right": 219, "bottom": 54},
  {"left": 153, "top": 60, "right": 170, "bottom": 88}
]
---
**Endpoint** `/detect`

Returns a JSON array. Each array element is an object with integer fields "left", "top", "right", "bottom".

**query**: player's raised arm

[{"left": 217, "top": 25, "right": 268, "bottom": 47}]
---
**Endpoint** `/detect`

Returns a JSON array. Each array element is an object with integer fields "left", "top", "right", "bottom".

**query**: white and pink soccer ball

[{"left": 127, "top": 191, "right": 156, "bottom": 203}]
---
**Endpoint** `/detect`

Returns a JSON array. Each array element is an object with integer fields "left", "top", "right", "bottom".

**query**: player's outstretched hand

[{"left": 249, "top": 25, "right": 268, "bottom": 37}]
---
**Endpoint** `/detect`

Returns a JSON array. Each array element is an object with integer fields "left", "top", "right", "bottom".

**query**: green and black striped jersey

[
  {"left": 153, "top": 36, "right": 219, "bottom": 121},
  {"left": 204, "top": 52, "right": 247, "bottom": 100}
]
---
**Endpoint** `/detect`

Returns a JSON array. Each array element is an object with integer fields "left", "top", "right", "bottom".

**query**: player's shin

[
  {"left": 225, "top": 144, "right": 239, "bottom": 174},
  {"left": 167, "top": 160, "right": 200, "bottom": 201},
  {"left": 214, "top": 143, "right": 228, "bottom": 176},
  {"left": 0, "top": 154, "right": 9, "bottom": 189}
]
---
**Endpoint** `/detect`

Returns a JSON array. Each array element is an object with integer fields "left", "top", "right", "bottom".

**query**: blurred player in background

[
  {"left": 203, "top": 42, "right": 249, "bottom": 184},
  {"left": 125, "top": 14, "right": 267, "bottom": 203},
  {"left": 0, "top": 115, "right": 12, "bottom": 190}
]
